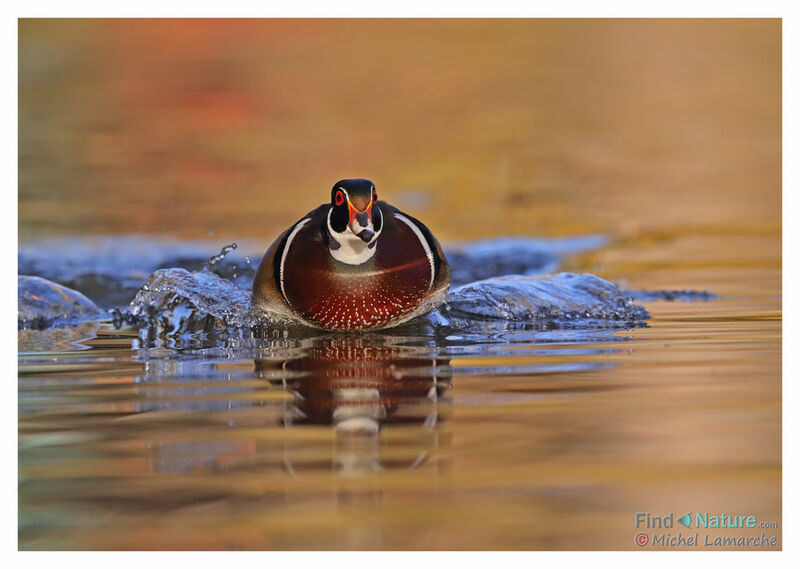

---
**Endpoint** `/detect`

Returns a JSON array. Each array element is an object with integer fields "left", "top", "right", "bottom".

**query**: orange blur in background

[{"left": 19, "top": 19, "right": 780, "bottom": 244}]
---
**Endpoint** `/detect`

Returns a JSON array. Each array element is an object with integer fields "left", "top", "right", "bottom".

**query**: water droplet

[{"left": 207, "top": 243, "right": 237, "bottom": 266}]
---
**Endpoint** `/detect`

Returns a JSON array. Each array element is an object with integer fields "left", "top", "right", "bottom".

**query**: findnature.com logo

[{"left": 633, "top": 512, "right": 778, "bottom": 548}]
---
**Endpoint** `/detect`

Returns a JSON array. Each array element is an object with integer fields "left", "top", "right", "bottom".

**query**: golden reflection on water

[
  {"left": 18, "top": 19, "right": 780, "bottom": 550},
  {"left": 18, "top": 258, "right": 781, "bottom": 550}
]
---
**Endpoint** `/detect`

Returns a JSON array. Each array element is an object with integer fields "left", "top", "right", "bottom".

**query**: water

[
  {"left": 18, "top": 19, "right": 780, "bottom": 550},
  {"left": 18, "top": 232, "right": 780, "bottom": 550}
]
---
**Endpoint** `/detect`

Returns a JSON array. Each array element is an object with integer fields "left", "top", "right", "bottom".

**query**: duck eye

[
  {"left": 372, "top": 192, "right": 378, "bottom": 203},
  {"left": 335, "top": 191, "right": 344, "bottom": 205}
]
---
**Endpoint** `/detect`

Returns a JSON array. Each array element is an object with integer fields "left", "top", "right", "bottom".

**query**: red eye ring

[
  {"left": 372, "top": 192, "right": 378, "bottom": 203},
  {"left": 335, "top": 191, "right": 344, "bottom": 205}
]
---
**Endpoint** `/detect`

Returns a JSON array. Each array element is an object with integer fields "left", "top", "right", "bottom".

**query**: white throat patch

[{"left": 327, "top": 207, "right": 381, "bottom": 265}]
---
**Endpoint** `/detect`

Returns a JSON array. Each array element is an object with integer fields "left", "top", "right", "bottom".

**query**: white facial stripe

[
  {"left": 394, "top": 213, "right": 435, "bottom": 289},
  {"left": 279, "top": 217, "right": 311, "bottom": 302}
]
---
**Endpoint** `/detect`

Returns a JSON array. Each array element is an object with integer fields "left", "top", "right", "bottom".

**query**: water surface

[{"left": 18, "top": 230, "right": 781, "bottom": 550}]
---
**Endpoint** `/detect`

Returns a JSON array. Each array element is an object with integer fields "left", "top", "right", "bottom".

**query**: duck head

[{"left": 326, "top": 178, "right": 383, "bottom": 265}]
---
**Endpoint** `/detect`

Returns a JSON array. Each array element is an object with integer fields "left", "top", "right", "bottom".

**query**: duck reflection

[{"left": 255, "top": 333, "right": 452, "bottom": 480}]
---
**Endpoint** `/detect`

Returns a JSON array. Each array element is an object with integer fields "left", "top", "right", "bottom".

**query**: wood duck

[{"left": 252, "top": 179, "right": 450, "bottom": 330}]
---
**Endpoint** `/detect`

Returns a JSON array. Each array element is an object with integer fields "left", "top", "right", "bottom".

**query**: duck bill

[{"left": 347, "top": 200, "right": 375, "bottom": 242}]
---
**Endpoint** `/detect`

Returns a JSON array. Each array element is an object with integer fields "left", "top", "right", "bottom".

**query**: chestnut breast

[{"left": 281, "top": 208, "right": 434, "bottom": 330}]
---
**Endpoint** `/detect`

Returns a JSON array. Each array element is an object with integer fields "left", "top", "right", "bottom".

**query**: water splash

[
  {"left": 119, "top": 266, "right": 649, "bottom": 350},
  {"left": 206, "top": 243, "right": 237, "bottom": 267},
  {"left": 444, "top": 273, "right": 649, "bottom": 323},
  {"left": 18, "top": 236, "right": 262, "bottom": 309},
  {"left": 18, "top": 276, "right": 105, "bottom": 329},
  {"left": 17, "top": 234, "right": 607, "bottom": 308},
  {"left": 129, "top": 268, "right": 272, "bottom": 331},
  {"left": 18, "top": 235, "right": 712, "bottom": 339}
]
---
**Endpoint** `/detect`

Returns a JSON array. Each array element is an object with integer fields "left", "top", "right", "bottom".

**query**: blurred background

[{"left": 19, "top": 18, "right": 780, "bottom": 245}]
